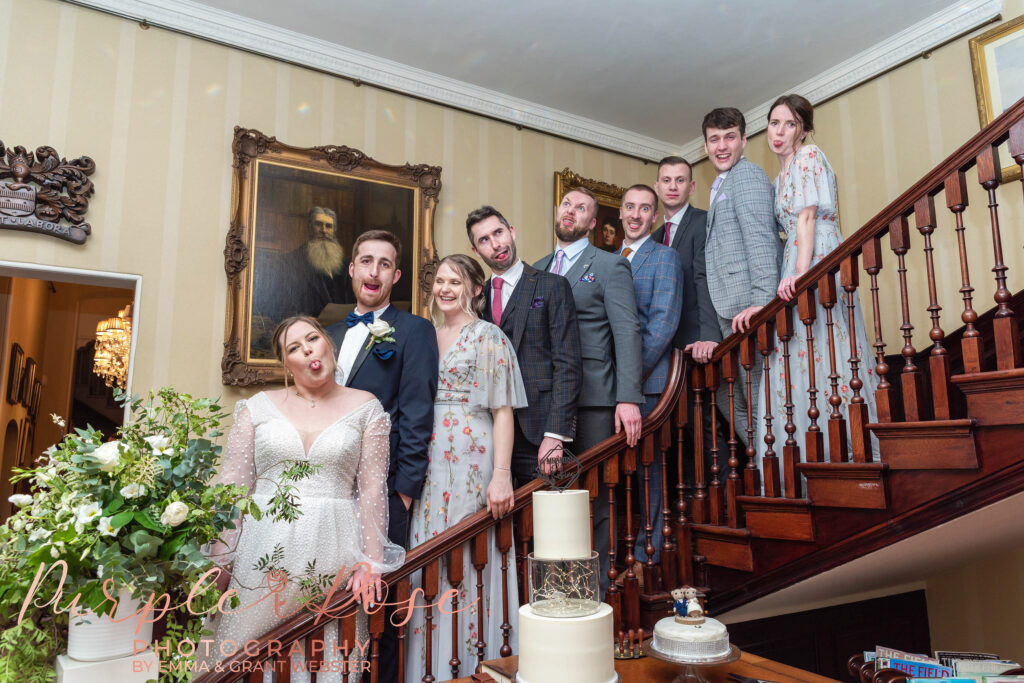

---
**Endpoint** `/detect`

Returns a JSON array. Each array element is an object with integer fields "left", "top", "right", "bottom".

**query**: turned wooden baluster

[
  {"left": 365, "top": 602, "right": 383, "bottom": 683},
  {"left": 841, "top": 253, "right": 871, "bottom": 461},
  {"left": 516, "top": 506, "right": 532, "bottom": 604},
  {"left": 739, "top": 336, "right": 760, "bottom": 496},
  {"left": 306, "top": 626, "right": 324, "bottom": 683},
  {"left": 250, "top": 666, "right": 265, "bottom": 683},
  {"left": 977, "top": 145, "right": 1022, "bottom": 369},
  {"left": 674, "top": 394, "right": 694, "bottom": 587},
  {"left": 341, "top": 611, "right": 357, "bottom": 683},
  {"left": 758, "top": 322, "right": 781, "bottom": 496},
  {"left": 862, "top": 237, "right": 895, "bottom": 421},
  {"left": 395, "top": 576, "right": 411, "bottom": 682},
  {"left": 421, "top": 561, "right": 439, "bottom": 683},
  {"left": 706, "top": 362, "right": 725, "bottom": 524},
  {"left": 472, "top": 533, "right": 488, "bottom": 671},
  {"left": 447, "top": 546, "right": 464, "bottom": 678},
  {"left": 944, "top": 170, "right": 984, "bottom": 373},
  {"left": 722, "top": 348, "right": 744, "bottom": 524},
  {"left": 798, "top": 288, "right": 824, "bottom": 463},
  {"left": 604, "top": 455, "right": 622, "bottom": 627},
  {"left": 659, "top": 420, "right": 677, "bottom": 588},
  {"left": 690, "top": 366, "right": 708, "bottom": 524},
  {"left": 620, "top": 443, "right": 640, "bottom": 630},
  {"left": 819, "top": 271, "right": 849, "bottom": 460},
  {"left": 640, "top": 434, "right": 657, "bottom": 587},
  {"left": 497, "top": 517, "right": 513, "bottom": 657},
  {"left": 776, "top": 305, "right": 801, "bottom": 498},
  {"left": 914, "top": 195, "right": 952, "bottom": 419},
  {"left": 890, "top": 215, "right": 929, "bottom": 421}
]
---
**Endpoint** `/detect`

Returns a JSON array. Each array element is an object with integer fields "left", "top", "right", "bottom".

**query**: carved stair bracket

[
  {"left": 0, "top": 140, "right": 95, "bottom": 244},
  {"left": 737, "top": 496, "right": 815, "bottom": 542},
  {"left": 951, "top": 367, "right": 1024, "bottom": 426},
  {"left": 690, "top": 524, "right": 753, "bottom": 572},
  {"left": 868, "top": 419, "right": 979, "bottom": 469},
  {"left": 797, "top": 462, "right": 889, "bottom": 509}
]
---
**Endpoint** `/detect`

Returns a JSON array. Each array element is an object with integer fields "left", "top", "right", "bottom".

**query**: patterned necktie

[
  {"left": 492, "top": 277, "right": 504, "bottom": 325},
  {"left": 662, "top": 222, "right": 672, "bottom": 246},
  {"left": 621, "top": 246, "right": 633, "bottom": 258},
  {"left": 552, "top": 249, "right": 566, "bottom": 275},
  {"left": 346, "top": 311, "right": 374, "bottom": 327}
]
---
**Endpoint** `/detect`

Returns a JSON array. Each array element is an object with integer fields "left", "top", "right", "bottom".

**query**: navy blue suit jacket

[{"left": 327, "top": 306, "right": 438, "bottom": 501}]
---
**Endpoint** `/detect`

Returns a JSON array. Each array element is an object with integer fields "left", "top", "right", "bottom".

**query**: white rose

[
  {"left": 8, "top": 494, "right": 33, "bottom": 507},
  {"left": 91, "top": 441, "right": 121, "bottom": 472},
  {"left": 160, "top": 501, "right": 189, "bottom": 527},
  {"left": 367, "top": 319, "right": 392, "bottom": 338},
  {"left": 120, "top": 483, "right": 146, "bottom": 499},
  {"left": 97, "top": 516, "right": 119, "bottom": 537},
  {"left": 75, "top": 501, "right": 102, "bottom": 525}
]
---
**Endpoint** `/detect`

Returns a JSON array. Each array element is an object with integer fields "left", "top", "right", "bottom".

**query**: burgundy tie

[
  {"left": 492, "top": 277, "right": 504, "bottom": 325},
  {"left": 663, "top": 222, "right": 672, "bottom": 246}
]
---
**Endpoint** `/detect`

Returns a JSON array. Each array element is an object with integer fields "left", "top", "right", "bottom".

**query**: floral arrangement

[{"left": 0, "top": 388, "right": 312, "bottom": 682}]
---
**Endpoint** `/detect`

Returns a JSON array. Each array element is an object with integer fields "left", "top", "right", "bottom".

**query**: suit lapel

[
  {"left": 346, "top": 306, "right": 397, "bottom": 386},
  {"left": 707, "top": 163, "right": 739, "bottom": 235},
  {"left": 535, "top": 252, "right": 555, "bottom": 273},
  {"left": 630, "top": 239, "right": 654, "bottom": 272},
  {"left": 564, "top": 243, "right": 595, "bottom": 290},
  {"left": 506, "top": 266, "right": 537, "bottom": 350}
]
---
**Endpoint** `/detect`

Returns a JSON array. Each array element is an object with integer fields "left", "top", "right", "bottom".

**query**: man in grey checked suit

[
  {"left": 702, "top": 107, "right": 781, "bottom": 446},
  {"left": 535, "top": 185, "right": 643, "bottom": 595},
  {"left": 617, "top": 183, "right": 682, "bottom": 566}
]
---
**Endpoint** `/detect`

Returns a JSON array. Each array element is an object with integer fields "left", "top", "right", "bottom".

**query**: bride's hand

[
  {"left": 346, "top": 565, "right": 382, "bottom": 609},
  {"left": 486, "top": 469, "right": 514, "bottom": 519},
  {"left": 777, "top": 276, "right": 798, "bottom": 301}
]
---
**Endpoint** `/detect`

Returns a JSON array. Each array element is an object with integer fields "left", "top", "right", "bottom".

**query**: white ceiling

[{"left": 76, "top": 0, "right": 1002, "bottom": 158}]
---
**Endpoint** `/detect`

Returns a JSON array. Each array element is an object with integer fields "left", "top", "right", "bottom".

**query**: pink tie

[
  {"left": 492, "top": 277, "right": 504, "bottom": 325},
  {"left": 552, "top": 249, "right": 566, "bottom": 275},
  {"left": 663, "top": 222, "right": 672, "bottom": 246}
]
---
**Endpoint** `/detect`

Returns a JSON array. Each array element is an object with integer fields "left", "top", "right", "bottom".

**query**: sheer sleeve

[
  {"left": 468, "top": 322, "right": 529, "bottom": 410},
  {"left": 354, "top": 401, "right": 405, "bottom": 573},
  {"left": 789, "top": 145, "right": 836, "bottom": 215},
  {"left": 207, "top": 399, "right": 256, "bottom": 564}
]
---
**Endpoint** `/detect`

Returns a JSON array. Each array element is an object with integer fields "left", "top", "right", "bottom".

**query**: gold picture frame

[
  {"left": 970, "top": 14, "right": 1024, "bottom": 181},
  {"left": 222, "top": 127, "right": 442, "bottom": 386},
  {"left": 552, "top": 167, "right": 627, "bottom": 253}
]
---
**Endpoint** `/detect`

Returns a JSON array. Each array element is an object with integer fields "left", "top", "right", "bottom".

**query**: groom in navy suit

[
  {"left": 326, "top": 230, "right": 436, "bottom": 683},
  {"left": 326, "top": 229, "right": 438, "bottom": 548}
]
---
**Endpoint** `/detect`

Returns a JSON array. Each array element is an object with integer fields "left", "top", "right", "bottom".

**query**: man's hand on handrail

[
  {"left": 731, "top": 305, "right": 763, "bottom": 334},
  {"left": 685, "top": 340, "right": 718, "bottom": 364}
]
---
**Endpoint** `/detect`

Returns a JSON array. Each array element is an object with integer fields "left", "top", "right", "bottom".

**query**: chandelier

[{"left": 93, "top": 305, "right": 132, "bottom": 389}]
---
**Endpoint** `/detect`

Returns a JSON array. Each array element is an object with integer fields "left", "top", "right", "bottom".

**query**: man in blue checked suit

[{"left": 617, "top": 184, "right": 682, "bottom": 566}]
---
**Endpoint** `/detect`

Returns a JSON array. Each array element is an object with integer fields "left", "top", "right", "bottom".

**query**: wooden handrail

[
  {"left": 196, "top": 351, "right": 688, "bottom": 682},
  {"left": 707, "top": 94, "right": 1024, "bottom": 364}
]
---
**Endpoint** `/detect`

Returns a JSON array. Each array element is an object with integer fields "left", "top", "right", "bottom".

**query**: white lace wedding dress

[{"left": 199, "top": 392, "right": 405, "bottom": 682}]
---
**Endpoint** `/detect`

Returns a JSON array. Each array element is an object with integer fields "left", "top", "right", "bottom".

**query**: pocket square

[
  {"left": 579, "top": 273, "right": 596, "bottom": 283},
  {"left": 530, "top": 296, "right": 545, "bottom": 309},
  {"left": 372, "top": 346, "right": 395, "bottom": 360},
  {"left": 715, "top": 191, "right": 727, "bottom": 203}
]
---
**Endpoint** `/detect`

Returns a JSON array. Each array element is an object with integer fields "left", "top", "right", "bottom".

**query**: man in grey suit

[
  {"left": 702, "top": 107, "right": 781, "bottom": 447},
  {"left": 535, "top": 185, "right": 643, "bottom": 595}
]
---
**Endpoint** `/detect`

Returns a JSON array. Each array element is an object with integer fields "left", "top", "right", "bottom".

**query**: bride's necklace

[{"left": 294, "top": 388, "right": 328, "bottom": 408}]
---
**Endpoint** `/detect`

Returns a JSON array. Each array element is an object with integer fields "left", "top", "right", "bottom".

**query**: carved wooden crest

[{"left": 0, "top": 141, "right": 95, "bottom": 244}]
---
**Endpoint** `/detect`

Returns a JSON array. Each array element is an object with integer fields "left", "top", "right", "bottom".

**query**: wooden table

[{"left": 449, "top": 651, "right": 841, "bottom": 682}]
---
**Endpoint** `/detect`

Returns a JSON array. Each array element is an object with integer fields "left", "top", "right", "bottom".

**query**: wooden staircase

[{"left": 194, "top": 97, "right": 1024, "bottom": 683}]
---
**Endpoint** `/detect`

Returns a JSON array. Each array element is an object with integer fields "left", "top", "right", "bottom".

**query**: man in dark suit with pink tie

[{"left": 466, "top": 205, "right": 583, "bottom": 488}]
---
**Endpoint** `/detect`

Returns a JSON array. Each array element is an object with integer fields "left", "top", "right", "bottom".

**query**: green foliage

[{"left": 0, "top": 387, "right": 318, "bottom": 681}]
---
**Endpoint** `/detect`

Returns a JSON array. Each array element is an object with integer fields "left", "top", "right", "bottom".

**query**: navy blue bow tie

[{"left": 346, "top": 311, "right": 374, "bottom": 327}]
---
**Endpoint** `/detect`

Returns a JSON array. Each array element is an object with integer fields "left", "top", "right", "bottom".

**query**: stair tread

[{"left": 736, "top": 496, "right": 813, "bottom": 508}]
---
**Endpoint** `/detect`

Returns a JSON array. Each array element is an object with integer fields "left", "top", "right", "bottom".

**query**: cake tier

[
  {"left": 532, "top": 490, "right": 591, "bottom": 560},
  {"left": 517, "top": 602, "right": 616, "bottom": 683},
  {"left": 651, "top": 616, "right": 730, "bottom": 661}
]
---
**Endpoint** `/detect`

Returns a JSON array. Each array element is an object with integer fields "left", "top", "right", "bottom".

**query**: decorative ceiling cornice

[{"left": 67, "top": 0, "right": 1001, "bottom": 162}]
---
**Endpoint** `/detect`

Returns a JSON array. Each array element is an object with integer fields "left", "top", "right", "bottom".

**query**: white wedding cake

[
  {"left": 517, "top": 490, "right": 616, "bottom": 683},
  {"left": 651, "top": 616, "right": 731, "bottom": 661}
]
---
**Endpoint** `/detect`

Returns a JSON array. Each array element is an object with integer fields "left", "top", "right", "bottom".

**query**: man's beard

[
  {"left": 481, "top": 242, "right": 517, "bottom": 273},
  {"left": 554, "top": 219, "right": 589, "bottom": 243},
  {"left": 306, "top": 238, "right": 345, "bottom": 277}
]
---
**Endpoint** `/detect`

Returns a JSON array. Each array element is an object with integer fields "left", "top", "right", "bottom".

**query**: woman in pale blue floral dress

[
  {"left": 405, "top": 254, "right": 527, "bottom": 682},
  {"left": 756, "top": 94, "right": 880, "bottom": 495}
]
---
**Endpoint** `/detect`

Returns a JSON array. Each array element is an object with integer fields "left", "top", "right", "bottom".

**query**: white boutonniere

[{"left": 365, "top": 319, "right": 396, "bottom": 350}]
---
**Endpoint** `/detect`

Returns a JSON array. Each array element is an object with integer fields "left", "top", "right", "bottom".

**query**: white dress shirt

[
  {"left": 620, "top": 233, "right": 651, "bottom": 262},
  {"left": 550, "top": 236, "right": 590, "bottom": 275},
  {"left": 491, "top": 258, "right": 525, "bottom": 312},
  {"left": 662, "top": 204, "right": 690, "bottom": 245},
  {"left": 336, "top": 304, "right": 390, "bottom": 385}
]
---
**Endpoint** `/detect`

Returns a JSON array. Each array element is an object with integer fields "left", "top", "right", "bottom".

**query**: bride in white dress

[{"left": 202, "top": 315, "right": 405, "bottom": 682}]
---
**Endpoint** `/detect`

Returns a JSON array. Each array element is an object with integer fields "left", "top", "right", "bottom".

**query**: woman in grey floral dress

[
  {"left": 756, "top": 94, "right": 880, "bottom": 495},
  {"left": 405, "top": 254, "right": 527, "bottom": 682}
]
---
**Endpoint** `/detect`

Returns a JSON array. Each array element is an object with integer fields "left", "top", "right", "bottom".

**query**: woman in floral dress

[
  {"left": 405, "top": 254, "right": 527, "bottom": 682},
  {"left": 756, "top": 94, "right": 880, "bottom": 495}
]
